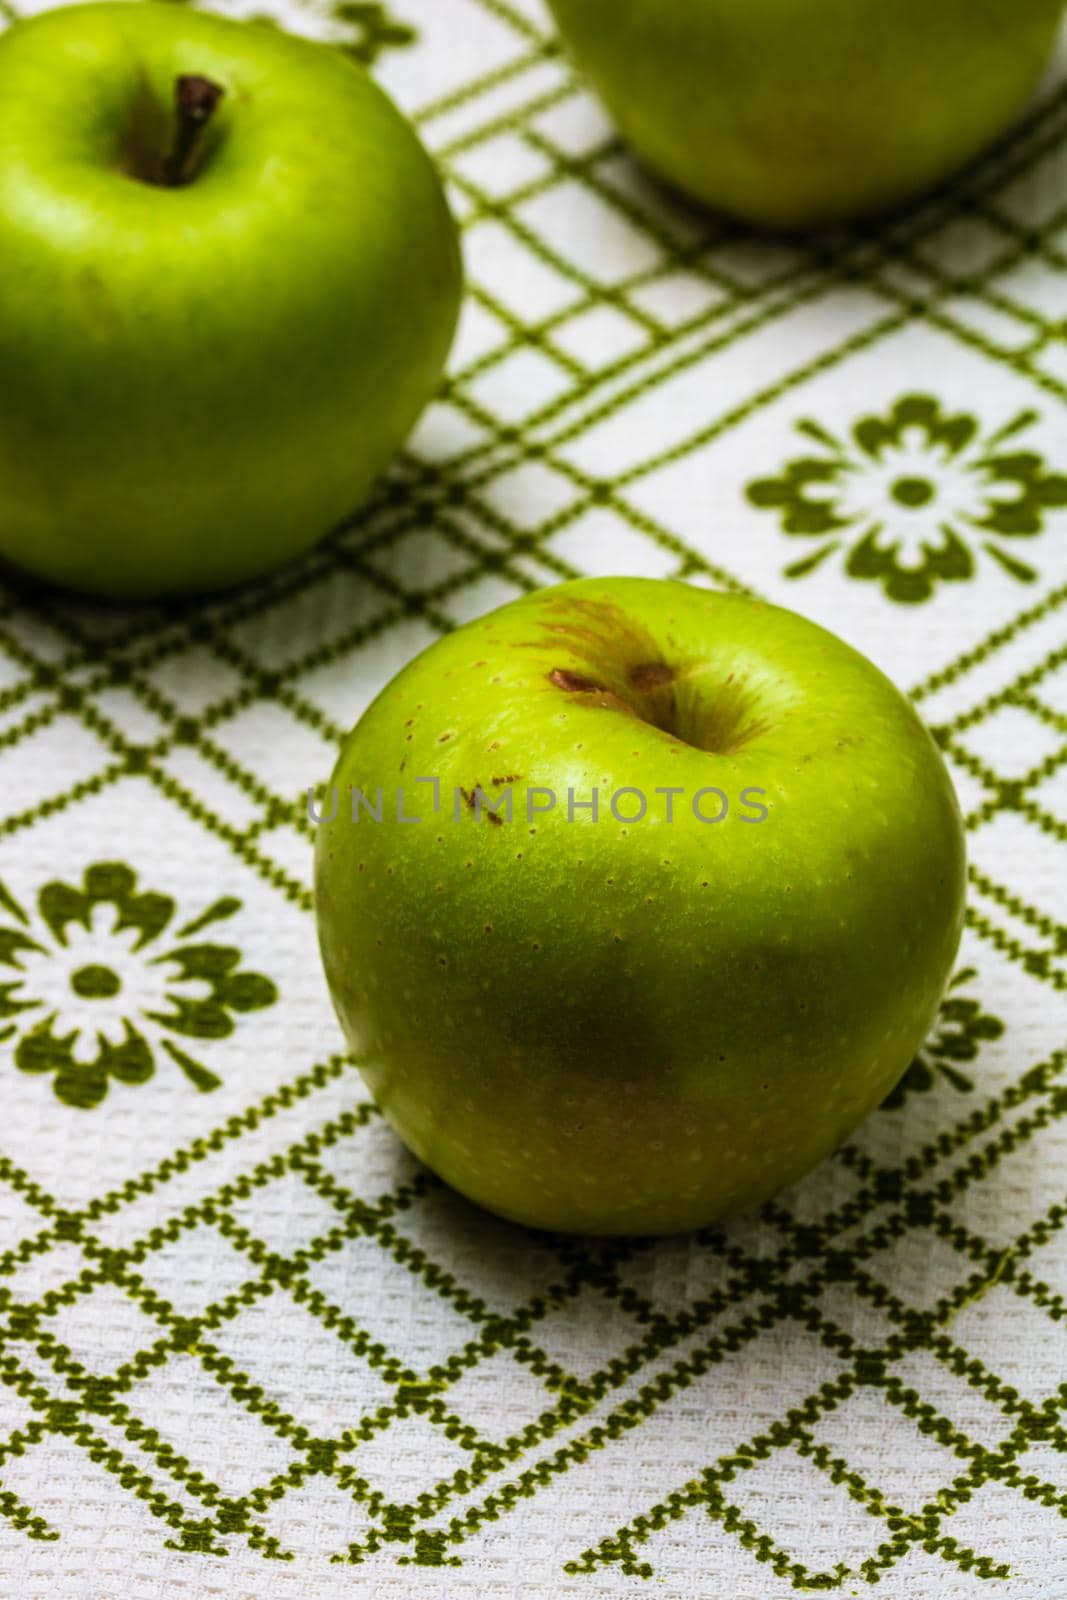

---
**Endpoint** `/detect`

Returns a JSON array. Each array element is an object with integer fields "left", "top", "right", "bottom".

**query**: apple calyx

[{"left": 165, "top": 73, "right": 225, "bottom": 187}]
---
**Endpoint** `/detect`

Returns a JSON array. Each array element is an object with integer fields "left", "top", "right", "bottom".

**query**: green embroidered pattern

[
  {"left": 242, "top": 2, "right": 416, "bottom": 70},
  {"left": 880, "top": 968, "right": 1005, "bottom": 1110},
  {"left": 0, "top": 864, "right": 276, "bottom": 1108},
  {"left": 747, "top": 395, "right": 1067, "bottom": 603},
  {"left": 332, "top": 1, "right": 416, "bottom": 65}
]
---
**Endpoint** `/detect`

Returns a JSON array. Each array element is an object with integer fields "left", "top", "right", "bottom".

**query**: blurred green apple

[
  {"left": 546, "top": 0, "right": 1064, "bottom": 228},
  {"left": 0, "top": 2, "right": 461, "bottom": 597},
  {"left": 314, "top": 578, "right": 966, "bottom": 1235}
]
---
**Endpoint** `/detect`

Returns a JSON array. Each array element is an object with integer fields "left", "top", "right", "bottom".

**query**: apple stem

[{"left": 165, "top": 74, "right": 225, "bottom": 187}]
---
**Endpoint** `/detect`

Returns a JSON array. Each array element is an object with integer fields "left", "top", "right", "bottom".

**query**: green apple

[
  {"left": 0, "top": 2, "right": 461, "bottom": 598},
  {"left": 545, "top": 0, "right": 1065, "bottom": 228},
  {"left": 314, "top": 578, "right": 966, "bottom": 1235}
]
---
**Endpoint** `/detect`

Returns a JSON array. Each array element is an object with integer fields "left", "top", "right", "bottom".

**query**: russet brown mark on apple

[
  {"left": 543, "top": 621, "right": 604, "bottom": 649},
  {"left": 537, "top": 595, "right": 773, "bottom": 753},
  {"left": 628, "top": 661, "right": 674, "bottom": 691},
  {"left": 461, "top": 783, "right": 507, "bottom": 824},
  {"left": 546, "top": 668, "right": 636, "bottom": 720},
  {"left": 549, "top": 668, "right": 602, "bottom": 693}
]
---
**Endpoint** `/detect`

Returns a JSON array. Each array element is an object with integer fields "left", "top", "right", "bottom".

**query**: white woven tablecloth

[{"left": 1, "top": 2, "right": 1066, "bottom": 1596}]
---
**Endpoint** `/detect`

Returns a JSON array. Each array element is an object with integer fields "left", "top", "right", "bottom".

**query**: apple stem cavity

[{"left": 165, "top": 74, "right": 225, "bottom": 187}]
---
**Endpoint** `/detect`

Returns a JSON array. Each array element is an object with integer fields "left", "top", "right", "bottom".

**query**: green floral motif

[
  {"left": 331, "top": 1, "right": 417, "bottom": 65},
  {"left": 0, "top": 864, "right": 276, "bottom": 1109},
  {"left": 881, "top": 968, "right": 1004, "bottom": 1111},
  {"left": 747, "top": 394, "right": 1067, "bottom": 604},
  {"left": 244, "top": 4, "right": 417, "bottom": 69}
]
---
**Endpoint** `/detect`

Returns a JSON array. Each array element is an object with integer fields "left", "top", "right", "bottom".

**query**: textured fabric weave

[{"left": 1, "top": 2, "right": 1066, "bottom": 1596}]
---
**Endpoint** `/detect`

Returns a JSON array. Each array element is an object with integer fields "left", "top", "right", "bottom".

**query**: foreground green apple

[
  {"left": 314, "top": 579, "right": 966, "bottom": 1235},
  {"left": 0, "top": 3, "right": 460, "bottom": 598},
  {"left": 546, "top": 0, "right": 1064, "bottom": 228}
]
